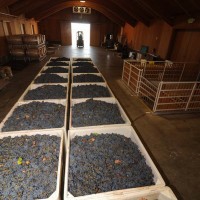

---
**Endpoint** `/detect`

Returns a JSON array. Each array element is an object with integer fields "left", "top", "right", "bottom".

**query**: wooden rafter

[
  {"left": 9, "top": 0, "right": 138, "bottom": 27},
  {"left": 109, "top": 0, "right": 150, "bottom": 26},
  {"left": 6, "top": 0, "right": 200, "bottom": 26},
  {"left": 26, "top": 0, "right": 68, "bottom": 17},
  {"left": 0, "top": 0, "right": 18, "bottom": 9},
  {"left": 26, "top": 0, "right": 137, "bottom": 27},
  {"left": 27, "top": 1, "right": 126, "bottom": 26},
  {"left": 190, "top": 0, "right": 200, "bottom": 10},
  {"left": 87, "top": 0, "right": 138, "bottom": 27},
  {"left": 9, "top": 0, "right": 54, "bottom": 16},
  {"left": 135, "top": 0, "right": 173, "bottom": 26}
]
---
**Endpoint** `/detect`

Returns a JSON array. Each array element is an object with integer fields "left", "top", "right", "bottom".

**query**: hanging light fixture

[
  {"left": 187, "top": 18, "right": 195, "bottom": 24},
  {"left": 173, "top": 0, "right": 196, "bottom": 24}
]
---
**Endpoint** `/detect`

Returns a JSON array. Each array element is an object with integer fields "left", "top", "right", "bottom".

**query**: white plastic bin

[
  {"left": 71, "top": 61, "right": 93, "bottom": 66},
  {"left": 19, "top": 83, "right": 68, "bottom": 101},
  {"left": 64, "top": 126, "right": 165, "bottom": 199},
  {"left": 69, "top": 97, "right": 131, "bottom": 129},
  {"left": 0, "top": 129, "right": 64, "bottom": 200},
  {"left": 40, "top": 66, "right": 70, "bottom": 74},
  {"left": 72, "top": 57, "right": 92, "bottom": 61},
  {"left": 71, "top": 83, "right": 115, "bottom": 99},
  {"left": 0, "top": 99, "right": 67, "bottom": 134},
  {"left": 71, "top": 66, "right": 99, "bottom": 74},
  {"left": 72, "top": 73, "right": 106, "bottom": 83},
  {"left": 46, "top": 60, "right": 70, "bottom": 66},
  {"left": 33, "top": 73, "right": 69, "bottom": 84}
]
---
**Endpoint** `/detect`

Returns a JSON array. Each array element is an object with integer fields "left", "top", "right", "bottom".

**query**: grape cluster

[
  {"left": 73, "top": 66, "right": 98, "bottom": 73},
  {"left": 69, "top": 133, "right": 155, "bottom": 197},
  {"left": 72, "top": 62, "right": 94, "bottom": 67},
  {"left": 72, "top": 84, "right": 110, "bottom": 98},
  {"left": 42, "top": 67, "right": 68, "bottom": 73},
  {"left": 72, "top": 99, "right": 125, "bottom": 127},
  {"left": 46, "top": 61, "right": 68, "bottom": 66},
  {"left": 0, "top": 135, "right": 60, "bottom": 199},
  {"left": 50, "top": 57, "right": 70, "bottom": 61},
  {"left": 2, "top": 102, "right": 65, "bottom": 131},
  {"left": 34, "top": 74, "right": 68, "bottom": 83},
  {"left": 24, "top": 85, "right": 67, "bottom": 100},
  {"left": 73, "top": 74, "right": 104, "bottom": 83},
  {"left": 74, "top": 58, "right": 92, "bottom": 61}
]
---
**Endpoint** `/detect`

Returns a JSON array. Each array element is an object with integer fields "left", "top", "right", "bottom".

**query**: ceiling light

[{"left": 80, "top": 1, "right": 85, "bottom": 2}]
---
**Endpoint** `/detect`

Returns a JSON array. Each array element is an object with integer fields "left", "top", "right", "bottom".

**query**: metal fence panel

[
  {"left": 154, "top": 82, "right": 200, "bottom": 112},
  {"left": 122, "top": 60, "right": 200, "bottom": 113},
  {"left": 139, "top": 77, "right": 157, "bottom": 109},
  {"left": 122, "top": 60, "right": 143, "bottom": 94}
]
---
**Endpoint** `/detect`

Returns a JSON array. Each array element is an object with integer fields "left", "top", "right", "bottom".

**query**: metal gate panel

[
  {"left": 122, "top": 60, "right": 143, "bottom": 94},
  {"left": 155, "top": 82, "right": 196, "bottom": 112},
  {"left": 187, "top": 82, "right": 200, "bottom": 111},
  {"left": 139, "top": 77, "right": 157, "bottom": 109}
]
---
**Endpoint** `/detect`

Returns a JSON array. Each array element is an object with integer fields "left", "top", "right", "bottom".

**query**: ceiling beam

[
  {"left": 88, "top": 0, "right": 137, "bottom": 27},
  {"left": 0, "top": 0, "right": 18, "bottom": 9},
  {"left": 26, "top": 0, "right": 67, "bottom": 17},
  {"left": 135, "top": 0, "right": 173, "bottom": 26},
  {"left": 109, "top": 0, "right": 150, "bottom": 26},
  {"left": 27, "top": 0, "right": 137, "bottom": 26},
  {"left": 10, "top": 0, "right": 138, "bottom": 27},
  {"left": 9, "top": 0, "right": 54, "bottom": 16},
  {"left": 191, "top": 0, "right": 200, "bottom": 10},
  {"left": 9, "top": 0, "right": 36, "bottom": 15},
  {"left": 27, "top": 1, "right": 125, "bottom": 26}
]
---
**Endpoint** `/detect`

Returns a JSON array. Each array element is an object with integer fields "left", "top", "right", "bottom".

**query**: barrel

[
  {"left": 23, "top": 34, "right": 42, "bottom": 45},
  {"left": 10, "top": 49, "right": 25, "bottom": 57},
  {"left": 6, "top": 35, "right": 23, "bottom": 44},
  {"left": 26, "top": 44, "right": 46, "bottom": 60}
]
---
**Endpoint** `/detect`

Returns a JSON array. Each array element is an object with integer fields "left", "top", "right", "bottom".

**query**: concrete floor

[{"left": 0, "top": 46, "right": 200, "bottom": 200}]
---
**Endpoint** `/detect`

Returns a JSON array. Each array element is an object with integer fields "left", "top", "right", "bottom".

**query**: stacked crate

[
  {"left": 0, "top": 57, "right": 70, "bottom": 200},
  {"left": 6, "top": 34, "right": 46, "bottom": 61}
]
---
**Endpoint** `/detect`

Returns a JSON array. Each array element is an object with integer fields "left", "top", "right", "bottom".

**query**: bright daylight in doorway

[{"left": 71, "top": 23, "right": 90, "bottom": 47}]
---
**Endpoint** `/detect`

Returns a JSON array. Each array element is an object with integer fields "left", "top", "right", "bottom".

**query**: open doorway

[{"left": 71, "top": 23, "right": 90, "bottom": 47}]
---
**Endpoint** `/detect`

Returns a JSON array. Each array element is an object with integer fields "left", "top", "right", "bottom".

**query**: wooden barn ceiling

[{"left": 1, "top": 0, "right": 200, "bottom": 26}]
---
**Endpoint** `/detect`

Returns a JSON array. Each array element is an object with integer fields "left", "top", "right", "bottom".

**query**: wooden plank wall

[
  {"left": 90, "top": 23, "right": 101, "bottom": 46},
  {"left": 60, "top": 21, "right": 72, "bottom": 45},
  {"left": 170, "top": 30, "right": 200, "bottom": 62},
  {"left": 0, "top": 21, "right": 8, "bottom": 57},
  {"left": 38, "top": 8, "right": 120, "bottom": 46},
  {"left": 123, "top": 20, "right": 173, "bottom": 59},
  {"left": 123, "top": 18, "right": 200, "bottom": 62},
  {"left": 39, "top": 18, "right": 61, "bottom": 43}
]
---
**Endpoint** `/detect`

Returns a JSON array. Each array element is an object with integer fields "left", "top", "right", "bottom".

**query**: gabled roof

[{"left": 2, "top": 0, "right": 200, "bottom": 26}]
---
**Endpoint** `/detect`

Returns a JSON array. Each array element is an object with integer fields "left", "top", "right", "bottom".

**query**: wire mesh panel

[
  {"left": 122, "top": 60, "right": 200, "bottom": 113},
  {"left": 154, "top": 82, "right": 196, "bottom": 112},
  {"left": 139, "top": 77, "right": 157, "bottom": 109},
  {"left": 143, "top": 62, "right": 185, "bottom": 82},
  {"left": 163, "top": 63, "right": 185, "bottom": 81},
  {"left": 180, "top": 63, "right": 200, "bottom": 81},
  {"left": 143, "top": 62, "right": 166, "bottom": 81},
  {"left": 187, "top": 82, "right": 200, "bottom": 111}
]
